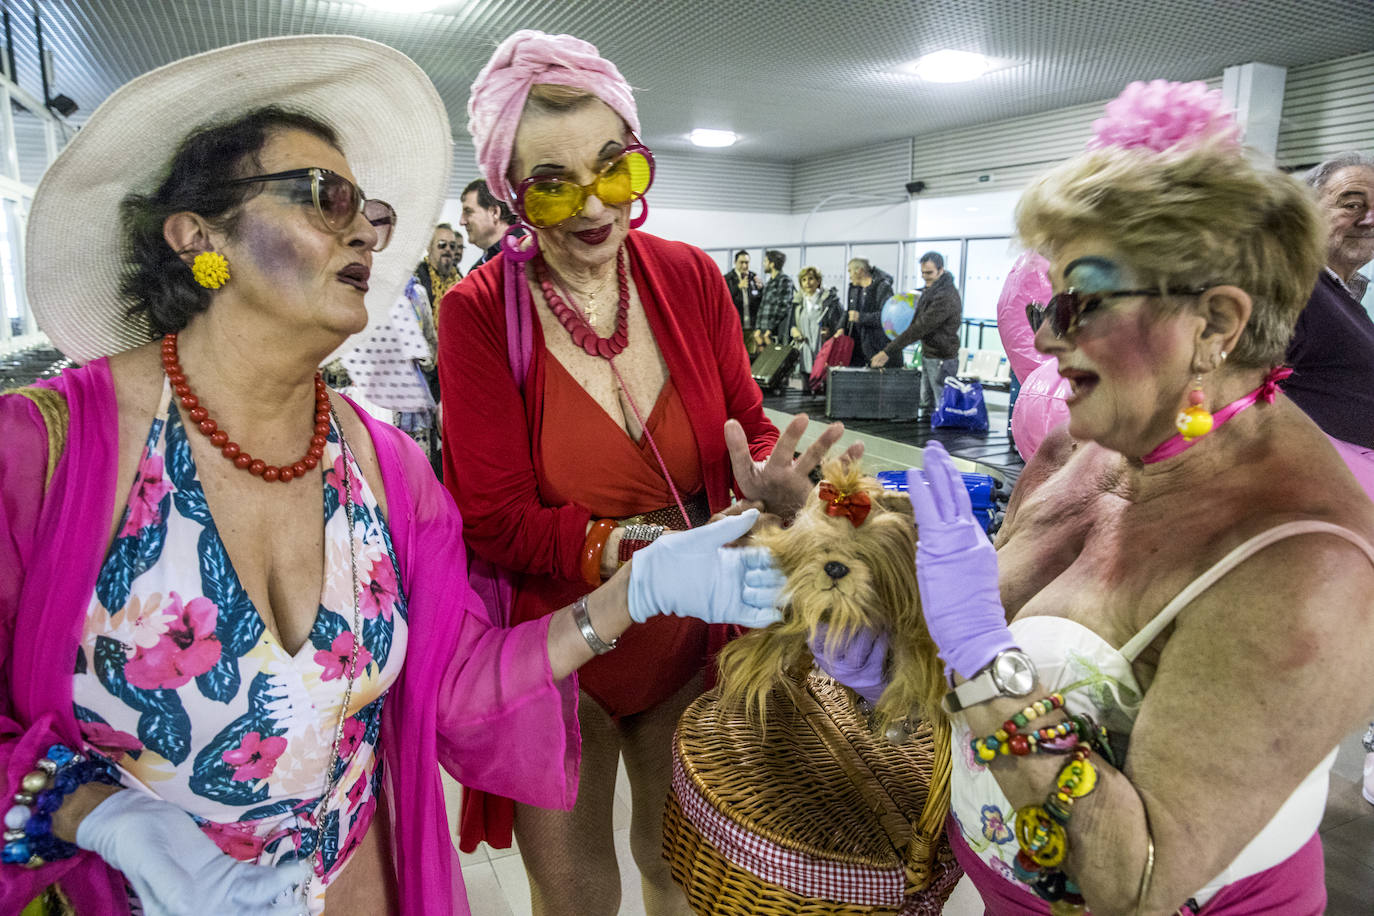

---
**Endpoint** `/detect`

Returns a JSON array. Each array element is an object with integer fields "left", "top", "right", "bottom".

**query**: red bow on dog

[{"left": 817, "top": 480, "right": 872, "bottom": 527}]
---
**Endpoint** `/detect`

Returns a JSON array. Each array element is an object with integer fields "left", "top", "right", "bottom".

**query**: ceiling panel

[{"left": 4, "top": 0, "right": 1372, "bottom": 164}]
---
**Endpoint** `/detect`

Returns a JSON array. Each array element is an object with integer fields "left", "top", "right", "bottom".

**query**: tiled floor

[
  {"left": 443, "top": 761, "right": 987, "bottom": 916},
  {"left": 450, "top": 398, "right": 1374, "bottom": 914}
]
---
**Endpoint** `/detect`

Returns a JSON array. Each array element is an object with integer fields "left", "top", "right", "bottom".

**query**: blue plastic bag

[{"left": 932, "top": 378, "right": 989, "bottom": 432}]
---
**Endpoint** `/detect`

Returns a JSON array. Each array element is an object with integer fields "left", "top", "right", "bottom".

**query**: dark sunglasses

[
  {"left": 513, "top": 143, "right": 655, "bottom": 229},
  {"left": 227, "top": 167, "right": 396, "bottom": 251},
  {"left": 434, "top": 241, "right": 458, "bottom": 250},
  {"left": 1026, "top": 286, "right": 1209, "bottom": 338}
]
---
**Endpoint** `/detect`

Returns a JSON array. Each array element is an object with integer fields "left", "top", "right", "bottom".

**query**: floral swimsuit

[{"left": 71, "top": 381, "right": 408, "bottom": 914}]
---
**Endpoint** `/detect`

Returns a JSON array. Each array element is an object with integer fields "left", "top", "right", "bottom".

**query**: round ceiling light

[
  {"left": 909, "top": 50, "right": 991, "bottom": 83},
  {"left": 353, "top": 0, "right": 446, "bottom": 11},
  {"left": 689, "top": 128, "right": 738, "bottom": 148}
]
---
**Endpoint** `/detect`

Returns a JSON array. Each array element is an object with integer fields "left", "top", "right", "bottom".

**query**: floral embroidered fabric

[{"left": 71, "top": 381, "right": 408, "bottom": 914}]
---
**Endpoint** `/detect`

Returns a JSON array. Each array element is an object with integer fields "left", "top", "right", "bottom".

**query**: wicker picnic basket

[{"left": 663, "top": 669, "right": 960, "bottom": 915}]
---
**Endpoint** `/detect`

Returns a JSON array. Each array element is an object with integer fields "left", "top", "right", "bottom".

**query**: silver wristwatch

[{"left": 942, "top": 649, "right": 1037, "bottom": 713}]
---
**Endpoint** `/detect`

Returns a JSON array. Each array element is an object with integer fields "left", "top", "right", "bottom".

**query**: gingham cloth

[{"left": 671, "top": 752, "right": 906, "bottom": 906}]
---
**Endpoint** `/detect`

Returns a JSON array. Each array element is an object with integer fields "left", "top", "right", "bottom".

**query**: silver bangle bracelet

[{"left": 572, "top": 594, "right": 617, "bottom": 655}]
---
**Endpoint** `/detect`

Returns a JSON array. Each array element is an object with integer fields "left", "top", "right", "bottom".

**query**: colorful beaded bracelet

[
  {"left": 3, "top": 744, "right": 112, "bottom": 869},
  {"left": 1009, "top": 744, "right": 1099, "bottom": 908}
]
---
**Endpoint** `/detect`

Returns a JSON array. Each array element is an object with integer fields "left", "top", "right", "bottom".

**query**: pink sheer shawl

[{"left": 0, "top": 358, "right": 580, "bottom": 915}]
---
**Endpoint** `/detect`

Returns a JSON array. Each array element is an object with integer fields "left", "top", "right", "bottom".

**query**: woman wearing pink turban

[{"left": 440, "top": 29, "right": 859, "bottom": 916}]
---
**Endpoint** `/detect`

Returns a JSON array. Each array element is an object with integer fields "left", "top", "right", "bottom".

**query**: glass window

[
  {"left": 849, "top": 243, "right": 900, "bottom": 291},
  {"left": 13, "top": 108, "right": 48, "bottom": 188},
  {"left": 759, "top": 246, "right": 801, "bottom": 282},
  {"left": 963, "top": 237, "right": 1020, "bottom": 322},
  {"left": 798, "top": 244, "right": 847, "bottom": 293},
  {"left": 1, "top": 198, "right": 28, "bottom": 339}
]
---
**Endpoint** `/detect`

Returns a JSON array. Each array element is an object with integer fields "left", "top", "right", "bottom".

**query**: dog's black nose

[{"left": 824, "top": 561, "right": 849, "bottom": 580}]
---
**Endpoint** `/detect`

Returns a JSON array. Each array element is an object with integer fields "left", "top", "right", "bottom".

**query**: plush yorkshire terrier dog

[{"left": 716, "top": 460, "right": 946, "bottom": 732}]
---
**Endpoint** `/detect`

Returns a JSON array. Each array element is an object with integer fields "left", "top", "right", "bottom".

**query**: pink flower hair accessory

[
  {"left": 1087, "top": 79, "right": 1241, "bottom": 154},
  {"left": 467, "top": 29, "right": 640, "bottom": 204}
]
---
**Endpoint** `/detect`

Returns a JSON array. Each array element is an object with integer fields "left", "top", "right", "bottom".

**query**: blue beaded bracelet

[{"left": 3, "top": 744, "right": 111, "bottom": 869}]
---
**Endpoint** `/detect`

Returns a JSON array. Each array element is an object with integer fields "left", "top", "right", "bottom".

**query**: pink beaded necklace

[{"left": 535, "top": 248, "right": 691, "bottom": 529}]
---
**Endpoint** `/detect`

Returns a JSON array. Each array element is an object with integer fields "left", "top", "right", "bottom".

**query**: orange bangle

[{"left": 581, "top": 519, "right": 617, "bottom": 587}]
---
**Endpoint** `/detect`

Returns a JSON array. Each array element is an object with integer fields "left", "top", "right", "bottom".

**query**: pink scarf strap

[{"left": 1141, "top": 366, "right": 1292, "bottom": 464}]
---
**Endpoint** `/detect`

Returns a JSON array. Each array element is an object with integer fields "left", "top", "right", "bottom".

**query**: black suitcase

[
  {"left": 751, "top": 343, "right": 801, "bottom": 395},
  {"left": 824, "top": 366, "right": 922, "bottom": 419}
]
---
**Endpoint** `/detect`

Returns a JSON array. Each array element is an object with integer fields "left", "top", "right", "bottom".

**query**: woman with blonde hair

[
  {"left": 828, "top": 81, "right": 1374, "bottom": 914},
  {"left": 791, "top": 265, "right": 843, "bottom": 381}
]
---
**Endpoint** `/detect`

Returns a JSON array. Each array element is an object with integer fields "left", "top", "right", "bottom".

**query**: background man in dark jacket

[
  {"left": 871, "top": 251, "right": 963, "bottom": 419},
  {"left": 846, "top": 257, "right": 895, "bottom": 365},
  {"left": 724, "top": 249, "right": 763, "bottom": 354},
  {"left": 1285, "top": 151, "right": 1374, "bottom": 451}
]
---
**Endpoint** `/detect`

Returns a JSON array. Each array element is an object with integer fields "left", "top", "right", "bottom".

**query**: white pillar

[{"left": 1222, "top": 63, "right": 1287, "bottom": 159}]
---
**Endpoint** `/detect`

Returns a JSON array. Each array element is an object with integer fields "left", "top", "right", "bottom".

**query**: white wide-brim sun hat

[{"left": 26, "top": 35, "right": 452, "bottom": 365}]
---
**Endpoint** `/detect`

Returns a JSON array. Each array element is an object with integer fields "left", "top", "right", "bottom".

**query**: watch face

[{"left": 994, "top": 652, "right": 1035, "bottom": 697}]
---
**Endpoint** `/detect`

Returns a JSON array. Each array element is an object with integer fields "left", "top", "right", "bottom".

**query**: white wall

[
  {"left": 637, "top": 207, "right": 799, "bottom": 250},
  {"left": 910, "top": 188, "right": 1023, "bottom": 239}
]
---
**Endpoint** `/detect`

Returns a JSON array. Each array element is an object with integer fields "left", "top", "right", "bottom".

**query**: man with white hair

[
  {"left": 1286, "top": 151, "right": 1374, "bottom": 449},
  {"left": 1289, "top": 151, "right": 1374, "bottom": 805}
]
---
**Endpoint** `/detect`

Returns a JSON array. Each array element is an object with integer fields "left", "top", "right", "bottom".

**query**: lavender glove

[
  {"left": 808, "top": 623, "right": 890, "bottom": 705},
  {"left": 906, "top": 442, "right": 1019, "bottom": 680}
]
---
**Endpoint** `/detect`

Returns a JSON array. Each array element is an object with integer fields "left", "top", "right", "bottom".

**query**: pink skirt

[{"left": 945, "top": 815, "right": 1325, "bottom": 915}]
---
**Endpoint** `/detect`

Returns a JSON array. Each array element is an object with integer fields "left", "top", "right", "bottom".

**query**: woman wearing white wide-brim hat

[{"left": 0, "top": 36, "right": 786, "bottom": 916}]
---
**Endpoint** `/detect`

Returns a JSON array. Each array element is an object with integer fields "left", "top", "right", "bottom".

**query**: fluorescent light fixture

[
  {"left": 909, "top": 50, "right": 991, "bottom": 83},
  {"left": 353, "top": 0, "right": 445, "bottom": 11},
  {"left": 689, "top": 128, "right": 738, "bottom": 148}
]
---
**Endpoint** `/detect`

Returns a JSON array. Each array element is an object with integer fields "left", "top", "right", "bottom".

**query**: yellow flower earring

[
  {"left": 191, "top": 251, "right": 230, "bottom": 289},
  {"left": 1175, "top": 375, "right": 1214, "bottom": 440}
]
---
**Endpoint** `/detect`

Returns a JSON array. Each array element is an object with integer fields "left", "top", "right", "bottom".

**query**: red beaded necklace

[
  {"left": 160, "top": 332, "right": 329, "bottom": 483},
  {"left": 531, "top": 247, "right": 692, "bottom": 530},
  {"left": 535, "top": 248, "right": 629, "bottom": 359}
]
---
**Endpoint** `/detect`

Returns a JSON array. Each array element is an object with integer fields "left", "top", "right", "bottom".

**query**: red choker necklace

[
  {"left": 161, "top": 333, "right": 329, "bottom": 483},
  {"left": 535, "top": 249, "right": 629, "bottom": 359}
]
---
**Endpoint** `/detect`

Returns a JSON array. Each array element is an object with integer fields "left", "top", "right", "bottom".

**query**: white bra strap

[
  {"left": 156, "top": 373, "right": 174, "bottom": 418},
  {"left": 1120, "top": 520, "right": 1374, "bottom": 661}
]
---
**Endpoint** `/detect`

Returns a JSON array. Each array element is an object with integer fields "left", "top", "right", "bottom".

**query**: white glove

[
  {"left": 628, "top": 509, "right": 784, "bottom": 627},
  {"left": 76, "top": 790, "right": 311, "bottom": 916}
]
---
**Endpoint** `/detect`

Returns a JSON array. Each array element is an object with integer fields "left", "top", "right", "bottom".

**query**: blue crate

[{"left": 876, "top": 468, "right": 999, "bottom": 533}]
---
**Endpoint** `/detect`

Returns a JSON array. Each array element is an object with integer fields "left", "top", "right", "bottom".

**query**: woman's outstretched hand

[
  {"left": 906, "top": 442, "right": 1017, "bottom": 680},
  {"left": 725, "top": 414, "right": 864, "bottom": 520},
  {"left": 76, "top": 789, "right": 311, "bottom": 916},
  {"left": 627, "top": 509, "right": 784, "bottom": 628}
]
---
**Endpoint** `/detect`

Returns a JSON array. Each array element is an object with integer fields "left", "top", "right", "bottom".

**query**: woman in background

[{"left": 790, "top": 265, "right": 843, "bottom": 380}]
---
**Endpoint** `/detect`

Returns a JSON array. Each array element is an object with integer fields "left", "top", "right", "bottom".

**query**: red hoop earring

[{"left": 629, "top": 197, "right": 649, "bottom": 229}]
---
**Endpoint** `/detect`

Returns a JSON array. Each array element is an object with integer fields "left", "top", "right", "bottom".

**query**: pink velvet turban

[{"left": 467, "top": 30, "right": 640, "bottom": 204}]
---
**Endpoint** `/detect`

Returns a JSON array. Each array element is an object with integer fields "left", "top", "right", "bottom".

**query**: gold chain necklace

[{"left": 301, "top": 404, "right": 364, "bottom": 905}]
